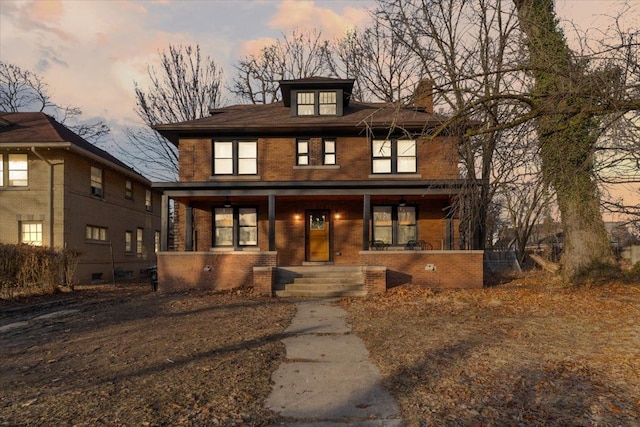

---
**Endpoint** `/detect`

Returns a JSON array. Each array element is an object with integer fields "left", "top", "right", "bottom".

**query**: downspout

[{"left": 31, "top": 147, "right": 55, "bottom": 248}]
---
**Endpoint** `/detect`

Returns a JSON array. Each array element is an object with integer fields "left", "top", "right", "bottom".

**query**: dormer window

[
  {"left": 297, "top": 92, "right": 315, "bottom": 115},
  {"left": 319, "top": 92, "right": 337, "bottom": 115},
  {"left": 293, "top": 90, "right": 339, "bottom": 116}
]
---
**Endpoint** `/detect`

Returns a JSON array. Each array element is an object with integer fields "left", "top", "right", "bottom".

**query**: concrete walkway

[{"left": 265, "top": 299, "right": 402, "bottom": 426}]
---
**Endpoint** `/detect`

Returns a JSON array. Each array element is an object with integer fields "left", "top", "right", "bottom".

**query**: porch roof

[{"left": 152, "top": 179, "right": 468, "bottom": 197}]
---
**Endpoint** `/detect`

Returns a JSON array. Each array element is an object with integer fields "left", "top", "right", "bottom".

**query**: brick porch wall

[
  {"left": 359, "top": 250, "right": 483, "bottom": 289},
  {"left": 157, "top": 251, "right": 277, "bottom": 292}
]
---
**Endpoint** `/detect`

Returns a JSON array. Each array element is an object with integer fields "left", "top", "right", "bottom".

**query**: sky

[{"left": 0, "top": 0, "right": 638, "bottom": 216}]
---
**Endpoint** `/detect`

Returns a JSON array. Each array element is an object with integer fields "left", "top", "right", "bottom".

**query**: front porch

[{"left": 156, "top": 249, "right": 483, "bottom": 295}]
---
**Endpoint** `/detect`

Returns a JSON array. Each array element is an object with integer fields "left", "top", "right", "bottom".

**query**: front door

[{"left": 306, "top": 210, "right": 330, "bottom": 262}]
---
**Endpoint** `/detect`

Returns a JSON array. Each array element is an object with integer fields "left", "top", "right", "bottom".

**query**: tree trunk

[{"left": 513, "top": 0, "right": 615, "bottom": 279}]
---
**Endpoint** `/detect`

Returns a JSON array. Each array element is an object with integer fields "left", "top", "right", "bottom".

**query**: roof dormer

[{"left": 279, "top": 77, "right": 355, "bottom": 117}]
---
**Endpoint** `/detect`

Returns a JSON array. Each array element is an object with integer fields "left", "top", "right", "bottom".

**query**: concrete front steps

[{"left": 274, "top": 266, "right": 367, "bottom": 298}]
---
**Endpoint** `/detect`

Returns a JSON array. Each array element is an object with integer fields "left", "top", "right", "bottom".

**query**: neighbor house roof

[
  {"left": 153, "top": 101, "right": 457, "bottom": 146},
  {"left": 0, "top": 112, "right": 150, "bottom": 184}
]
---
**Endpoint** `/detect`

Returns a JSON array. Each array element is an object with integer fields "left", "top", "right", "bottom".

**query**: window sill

[
  {"left": 293, "top": 165, "right": 340, "bottom": 170},
  {"left": 209, "top": 175, "right": 261, "bottom": 181},
  {"left": 368, "top": 173, "right": 422, "bottom": 179}
]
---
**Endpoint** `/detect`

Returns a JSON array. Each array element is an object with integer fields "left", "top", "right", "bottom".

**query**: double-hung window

[
  {"left": 125, "top": 231, "right": 132, "bottom": 253},
  {"left": 323, "top": 139, "right": 336, "bottom": 165},
  {"left": 297, "top": 92, "right": 315, "bottom": 115},
  {"left": 6, "top": 154, "right": 29, "bottom": 187},
  {"left": 372, "top": 205, "right": 417, "bottom": 245},
  {"left": 136, "top": 228, "right": 144, "bottom": 255},
  {"left": 295, "top": 91, "right": 339, "bottom": 116},
  {"left": 213, "top": 140, "right": 257, "bottom": 175},
  {"left": 214, "top": 207, "right": 258, "bottom": 247},
  {"left": 145, "top": 190, "right": 152, "bottom": 211},
  {"left": 91, "top": 166, "right": 103, "bottom": 197},
  {"left": 297, "top": 140, "right": 309, "bottom": 165},
  {"left": 21, "top": 221, "right": 43, "bottom": 246},
  {"left": 318, "top": 92, "right": 337, "bottom": 115},
  {"left": 372, "top": 139, "right": 417, "bottom": 174},
  {"left": 125, "top": 180, "right": 133, "bottom": 199}
]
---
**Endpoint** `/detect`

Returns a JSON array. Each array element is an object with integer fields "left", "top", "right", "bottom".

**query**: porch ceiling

[{"left": 153, "top": 179, "right": 468, "bottom": 198}]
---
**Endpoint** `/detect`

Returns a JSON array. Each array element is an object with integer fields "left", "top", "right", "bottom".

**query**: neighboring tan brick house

[
  {"left": 153, "top": 77, "right": 483, "bottom": 294},
  {"left": 0, "top": 112, "right": 161, "bottom": 284}
]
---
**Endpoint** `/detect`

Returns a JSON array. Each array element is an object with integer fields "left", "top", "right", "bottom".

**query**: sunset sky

[{"left": 0, "top": 0, "right": 637, "bottom": 213}]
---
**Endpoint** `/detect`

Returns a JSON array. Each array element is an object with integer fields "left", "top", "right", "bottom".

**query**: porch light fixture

[
  {"left": 399, "top": 197, "right": 407, "bottom": 207},
  {"left": 223, "top": 197, "right": 232, "bottom": 208}
]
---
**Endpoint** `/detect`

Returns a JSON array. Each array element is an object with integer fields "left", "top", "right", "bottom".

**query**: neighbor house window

[
  {"left": 125, "top": 180, "right": 133, "bottom": 199},
  {"left": 136, "top": 228, "right": 144, "bottom": 255},
  {"left": 296, "top": 92, "right": 315, "bottom": 115},
  {"left": 372, "top": 205, "right": 417, "bottom": 245},
  {"left": 323, "top": 139, "right": 336, "bottom": 165},
  {"left": 372, "top": 139, "right": 417, "bottom": 174},
  {"left": 8, "top": 154, "right": 28, "bottom": 186},
  {"left": 125, "top": 231, "right": 132, "bottom": 253},
  {"left": 319, "top": 91, "right": 337, "bottom": 115},
  {"left": 21, "top": 221, "right": 43, "bottom": 246},
  {"left": 213, "top": 207, "right": 258, "bottom": 247},
  {"left": 145, "top": 189, "right": 152, "bottom": 211},
  {"left": 86, "top": 225, "right": 107, "bottom": 242},
  {"left": 0, "top": 154, "right": 4, "bottom": 186},
  {"left": 154, "top": 231, "right": 160, "bottom": 253},
  {"left": 90, "top": 166, "right": 103, "bottom": 197},
  {"left": 213, "top": 140, "right": 257, "bottom": 175},
  {"left": 297, "top": 140, "right": 309, "bottom": 165}
]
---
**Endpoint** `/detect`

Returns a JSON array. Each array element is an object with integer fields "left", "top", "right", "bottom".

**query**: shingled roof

[
  {"left": 153, "top": 101, "right": 454, "bottom": 146},
  {"left": 0, "top": 112, "right": 149, "bottom": 183}
]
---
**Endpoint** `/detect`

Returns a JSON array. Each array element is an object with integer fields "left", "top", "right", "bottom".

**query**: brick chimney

[{"left": 412, "top": 79, "right": 434, "bottom": 113}]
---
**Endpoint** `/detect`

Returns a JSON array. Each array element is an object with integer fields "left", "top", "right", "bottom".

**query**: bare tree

[
  {"left": 0, "top": 61, "right": 109, "bottom": 142},
  {"left": 118, "top": 45, "right": 224, "bottom": 181},
  {"left": 230, "top": 29, "right": 335, "bottom": 104},
  {"left": 378, "top": 0, "right": 524, "bottom": 250},
  {"left": 334, "top": 19, "right": 425, "bottom": 102}
]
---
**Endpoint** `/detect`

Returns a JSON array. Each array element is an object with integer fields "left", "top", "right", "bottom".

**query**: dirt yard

[
  {"left": 0, "top": 285, "right": 296, "bottom": 426},
  {"left": 1, "top": 276, "right": 639, "bottom": 426},
  {"left": 340, "top": 275, "right": 640, "bottom": 426}
]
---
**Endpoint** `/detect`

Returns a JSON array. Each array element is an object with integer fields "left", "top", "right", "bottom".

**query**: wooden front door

[{"left": 306, "top": 210, "right": 330, "bottom": 262}]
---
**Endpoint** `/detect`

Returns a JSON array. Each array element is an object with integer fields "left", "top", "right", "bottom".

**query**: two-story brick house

[
  {"left": 153, "top": 77, "right": 483, "bottom": 295},
  {"left": 0, "top": 112, "right": 161, "bottom": 284}
]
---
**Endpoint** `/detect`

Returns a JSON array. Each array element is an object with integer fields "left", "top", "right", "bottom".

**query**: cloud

[{"left": 269, "top": 0, "right": 371, "bottom": 39}]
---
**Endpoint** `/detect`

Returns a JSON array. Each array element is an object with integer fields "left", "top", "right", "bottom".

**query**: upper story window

[
  {"left": 297, "top": 140, "right": 309, "bottom": 165},
  {"left": 91, "top": 166, "right": 103, "bottom": 197},
  {"left": 145, "top": 189, "right": 152, "bottom": 211},
  {"left": 319, "top": 92, "right": 337, "bottom": 115},
  {"left": 323, "top": 139, "right": 336, "bottom": 165},
  {"left": 1, "top": 153, "right": 29, "bottom": 187},
  {"left": 125, "top": 180, "right": 133, "bottom": 199},
  {"left": 372, "top": 139, "right": 417, "bottom": 174},
  {"left": 297, "top": 92, "right": 315, "bottom": 115},
  {"left": 294, "top": 90, "right": 339, "bottom": 116},
  {"left": 213, "top": 140, "right": 257, "bottom": 175}
]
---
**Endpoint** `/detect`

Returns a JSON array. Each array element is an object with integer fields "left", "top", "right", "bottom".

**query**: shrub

[{"left": 0, "top": 244, "right": 82, "bottom": 299}]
